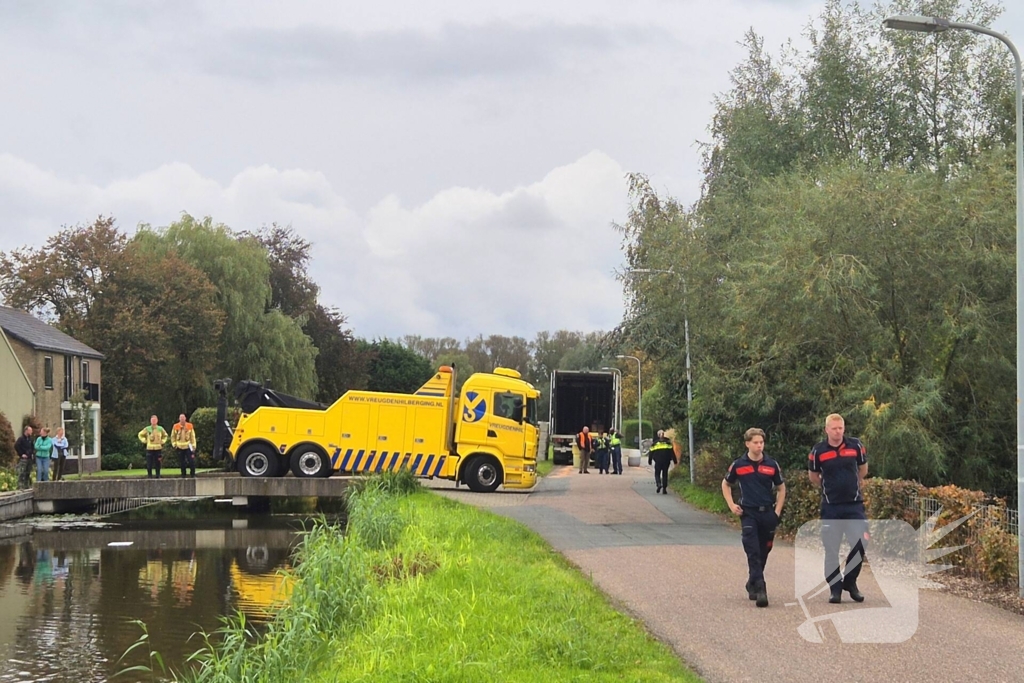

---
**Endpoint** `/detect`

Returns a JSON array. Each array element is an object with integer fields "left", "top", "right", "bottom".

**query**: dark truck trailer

[{"left": 548, "top": 370, "right": 618, "bottom": 465}]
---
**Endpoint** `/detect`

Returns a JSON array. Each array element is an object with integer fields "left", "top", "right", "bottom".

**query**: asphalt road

[{"left": 428, "top": 465, "right": 1024, "bottom": 683}]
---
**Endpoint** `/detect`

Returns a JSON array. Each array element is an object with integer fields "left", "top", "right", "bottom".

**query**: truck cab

[{"left": 455, "top": 368, "right": 540, "bottom": 491}]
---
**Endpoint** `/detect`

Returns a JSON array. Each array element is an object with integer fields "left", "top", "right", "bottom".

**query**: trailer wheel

[
  {"left": 290, "top": 445, "right": 331, "bottom": 478},
  {"left": 237, "top": 443, "right": 280, "bottom": 478},
  {"left": 464, "top": 456, "right": 502, "bottom": 493}
]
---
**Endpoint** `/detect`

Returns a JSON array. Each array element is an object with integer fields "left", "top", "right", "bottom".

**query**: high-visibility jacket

[
  {"left": 648, "top": 437, "right": 676, "bottom": 464},
  {"left": 171, "top": 422, "right": 197, "bottom": 451},
  {"left": 609, "top": 434, "right": 621, "bottom": 448},
  {"left": 139, "top": 425, "right": 169, "bottom": 451},
  {"left": 576, "top": 431, "right": 592, "bottom": 452},
  {"left": 594, "top": 435, "right": 609, "bottom": 451}
]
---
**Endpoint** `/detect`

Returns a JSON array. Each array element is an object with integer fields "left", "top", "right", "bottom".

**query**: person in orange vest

[
  {"left": 171, "top": 413, "right": 198, "bottom": 478},
  {"left": 576, "top": 426, "right": 592, "bottom": 474}
]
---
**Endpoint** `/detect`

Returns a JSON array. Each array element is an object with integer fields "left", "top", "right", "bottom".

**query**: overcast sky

[{"left": 1, "top": 1, "right": 1022, "bottom": 341}]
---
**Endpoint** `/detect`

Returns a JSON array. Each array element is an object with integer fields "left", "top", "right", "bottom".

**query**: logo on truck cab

[{"left": 463, "top": 392, "right": 487, "bottom": 423}]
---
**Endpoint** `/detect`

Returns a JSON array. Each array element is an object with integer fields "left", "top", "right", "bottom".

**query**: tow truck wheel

[
  {"left": 464, "top": 456, "right": 502, "bottom": 493},
  {"left": 237, "top": 444, "right": 280, "bottom": 478},
  {"left": 290, "top": 445, "right": 331, "bottom": 478}
]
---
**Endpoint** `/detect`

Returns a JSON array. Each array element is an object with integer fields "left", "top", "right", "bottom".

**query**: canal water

[{"left": 0, "top": 498, "right": 344, "bottom": 682}]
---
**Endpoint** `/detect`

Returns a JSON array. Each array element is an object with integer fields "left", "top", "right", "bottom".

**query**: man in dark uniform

[
  {"left": 722, "top": 427, "right": 786, "bottom": 608},
  {"left": 595, "top": 430, "right": 609, "bottom": 473},
  {"left": 648, "top": 429, "right": 676, "bottom": 494},
  {"left": 609, "top": 431, "right": 623, "bottom": 475},
  {"left": 808, "top": 413, "right": 868, "bottom": 604}
]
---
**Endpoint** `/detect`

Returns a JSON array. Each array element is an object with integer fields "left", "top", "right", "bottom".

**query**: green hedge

[
  {"left": 189, "top": 406, "right": 241, "bottom": 459},
  {"left": 621, "top": 419, "right": 653, "bottom": 448},
  {"left": 0, "top": 411, "right": 15, "bottom": 469}
]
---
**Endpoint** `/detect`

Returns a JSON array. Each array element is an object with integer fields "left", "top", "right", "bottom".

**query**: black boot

[
  {"left": 844, "top": 581, "right": 865, "bottom": 603},
  {"left": 746, "top": 581, "right": 757, "bottom": 601},
  {"left": 829, "top": 584, "right": 843, "bottom": 604},
  {"left": 755, "top": 580, "right": 769, "bottom": 608}
]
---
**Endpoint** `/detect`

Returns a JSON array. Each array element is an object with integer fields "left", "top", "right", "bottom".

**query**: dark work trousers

[
  {"left": 652, "top": 456, "right": 672, "bottom": 490},
  {"left": 146, "top": 450, "right": 163, "bottom": 478},
  {"left": 177, "top": 448, "right": 196, "bottom": 477},
  {"left": 52, "top": 452, "right": 66, "bottom": 481},
  {"left": 821, "top": 502, "right": 868, "bottom": 589},
  {"left": 596, "top": 449, "right": 609, "bottom": 472},
  {"left": 741, "top": 507, "right": 779, "bottom": 585},
  {"left": 611, "top": 446, "right": 623, "bottom": 474}
]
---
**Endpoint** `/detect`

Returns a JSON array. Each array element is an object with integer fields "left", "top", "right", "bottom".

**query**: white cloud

[{"left": 0, "top": 151, "right": 626, "bottom": 340}]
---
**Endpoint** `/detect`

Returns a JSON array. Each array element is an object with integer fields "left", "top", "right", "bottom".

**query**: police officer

[
  {"left": 595, "top": 430, "right": 610, "bottom": 473},
  {"left": 609, "top": 431, "right": 623, "bottom": 475},
  {"left": 648, "top": 430, "right": 676, "bottom": 494},
  {"left": 808, "top": 413, "right": 868, "bottom": 604},
  {"left": 722, "top": 427, "right": 785, "bottom": 608}
]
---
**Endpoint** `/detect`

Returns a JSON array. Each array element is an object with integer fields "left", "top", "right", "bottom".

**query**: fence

[
  {"left": 908, "top": 492, "right": 1019, "bottom": 585},
  {"left": 95, "top": 497, "right": 160, "bottom": 515}
]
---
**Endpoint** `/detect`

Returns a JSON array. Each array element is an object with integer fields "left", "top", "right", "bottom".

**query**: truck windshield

[{"left": 526, "top": 398, "right": 538, "bottom": 426}]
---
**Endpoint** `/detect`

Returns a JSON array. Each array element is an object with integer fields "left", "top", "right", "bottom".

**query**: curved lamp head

[{"left": 883, "top": 15, "right": 950, "bottom": 33}]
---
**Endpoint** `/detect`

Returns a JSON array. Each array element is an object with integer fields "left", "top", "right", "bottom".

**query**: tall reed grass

[{"left": 125, "top": 468, "right": 698, "bottom": 682}]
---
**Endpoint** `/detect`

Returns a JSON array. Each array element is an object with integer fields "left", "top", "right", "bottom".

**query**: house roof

[{"left": 0, "top": 306, "right": 105, "bottom": 360}]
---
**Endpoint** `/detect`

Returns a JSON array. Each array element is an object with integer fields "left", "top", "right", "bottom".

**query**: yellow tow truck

[{"left": 217, "top": 366, "right": 539, "bottom": 492}]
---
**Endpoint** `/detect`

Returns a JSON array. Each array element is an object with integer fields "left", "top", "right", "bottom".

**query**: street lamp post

[
  {"left": 883, "top": 14, "right": 1024, "bottom": 597},
  {"left": 626, "top": 268, "right": 697, "bottom": 482},
  {"left": 616, "top": 355, "right": 642, "bottom": 448},
  {"left": 601, "top": 366, "right": 623, "bottom": 432}
]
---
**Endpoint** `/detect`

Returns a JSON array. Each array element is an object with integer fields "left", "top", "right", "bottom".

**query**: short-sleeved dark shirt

[
  {"left": 725, "top": 454, "right": 784, "bottom": 508},
  {"left": 808, "top": 437, "right": 867, "bottom": 504}
]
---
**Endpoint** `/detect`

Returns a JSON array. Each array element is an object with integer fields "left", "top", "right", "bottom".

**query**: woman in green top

[{"left": 34, "top": 427, "right": 53, "bottom": 483}]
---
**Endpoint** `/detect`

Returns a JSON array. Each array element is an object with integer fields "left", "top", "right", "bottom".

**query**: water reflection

[{"left": 0, "top": 498, "right": 341, "bottom": 682}]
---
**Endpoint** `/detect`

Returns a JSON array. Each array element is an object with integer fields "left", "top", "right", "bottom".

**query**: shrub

[
  {"left": 863, "top": 479, "right": 925, "bottom": 526},
  {"left": 621, "top": 419, "right": 653, "bottom": 449},
  {"left": 190, "top": 406, "right": 241, "bottom": 459},
  {"left": 0, "top": 411, "right": 15, "bottom": 468},
  {"left": 102, "top": 426, "right": 143, "bottom": 458},
  {"left": 0, "top": 467, "right": 17, "bottom": 492},
  {"left": 21, "top": 415, "right": 42, "bottom": 432},
  {"left": 101, "top": 452, "right": 131, "bottom": 471},
  {"left": 775, "top": 472, "right": 822, "bottom": 535},
  {"left": 975, "top": 523, "right": 1019, "bottom": 586},
  {"left": 693, "top": 442, "right": 735, "bottom": 490}
]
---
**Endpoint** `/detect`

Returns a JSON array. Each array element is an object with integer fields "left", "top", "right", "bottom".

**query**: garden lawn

[{"left": 316, "top": 491, "right": 700, "bottom": 682}]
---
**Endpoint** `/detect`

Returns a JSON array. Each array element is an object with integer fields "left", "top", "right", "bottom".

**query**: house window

[
  {"left": 81, "top": 360, "right": 90, "bottom": 389},
  {"left": 64, "top": 356, "right": 74, "bottom": 400},
  {"left": 44, "top": 356, "right": 53, "bottom": 389}
]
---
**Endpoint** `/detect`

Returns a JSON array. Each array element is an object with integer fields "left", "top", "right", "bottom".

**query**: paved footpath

[{"left": 428, "top": 465, "right": 1024, "bottom": 682}]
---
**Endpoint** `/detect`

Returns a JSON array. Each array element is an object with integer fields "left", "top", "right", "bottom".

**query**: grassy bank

[
  {"left": 174, "top": 473, "right": 700, "bottom": 682},
  {"left": 536, "top": 458, "right": 555, "bottom": 477},
  {"left": 668, "top": 469, "right": 730, "bottom": 515}
]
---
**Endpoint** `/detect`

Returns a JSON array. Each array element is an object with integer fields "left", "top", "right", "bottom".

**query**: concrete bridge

[{"left": 32, "top": 475, "right": 351, "bottom": 513}]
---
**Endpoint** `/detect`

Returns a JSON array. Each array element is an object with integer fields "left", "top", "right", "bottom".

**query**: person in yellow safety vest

[
  {"left": 648, "top": 429, "right": 677, "bottom": 494},
  {"left": 138, "top": 415, "right": 168, "bottom": 479},
  {"left": 171, "top": 413, "right": 198, "bottom": 478},
  {"left": 595, "top": 431, "right": 610, "bottom": 473},
  {"left": 576, "top": 426, "right": 592, "bottom": 474},
  {"left": 610, "top": 431, "right": 623, "bottom": 475}
]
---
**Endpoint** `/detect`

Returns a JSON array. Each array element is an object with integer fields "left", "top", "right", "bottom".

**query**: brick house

[{"left": 0, "top": 306, "right": 104, "bottom": 473}]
